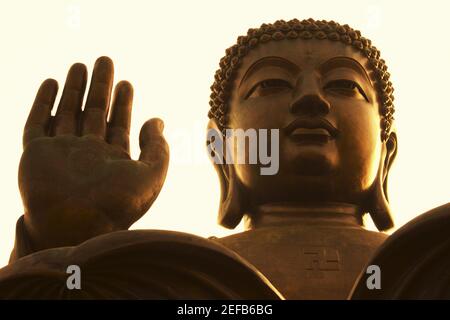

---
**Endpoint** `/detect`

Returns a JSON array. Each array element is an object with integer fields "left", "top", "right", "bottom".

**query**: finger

[
  {"left": 52, "top": 63, "right": 87, "bottom": 136},
  {"left": 107, "top": 81, "right": 133, "bottom": 153},
  {"left": 81, "top": 56, "right": 114, "bottom": 138},
  {"left": 23, "top": 79, "right": 58, "bottom": 149},
  {"left": 139, "top": 118, "right": 169, "bottom": 171}
]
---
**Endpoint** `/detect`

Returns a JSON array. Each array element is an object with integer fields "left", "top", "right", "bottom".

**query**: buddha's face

[{"left": 226, "top": 39, "right": 387, "bottom": 206}]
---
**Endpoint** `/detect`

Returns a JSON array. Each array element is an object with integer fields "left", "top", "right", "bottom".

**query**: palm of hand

[{"left": 20, "top": 57, "right": 169, "bottom": 250}]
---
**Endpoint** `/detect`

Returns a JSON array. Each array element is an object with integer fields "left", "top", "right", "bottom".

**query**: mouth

[
  {"left": 284, "top": 118, "right": 339, "bottom": 145},
  {"left": 290, "top": 127, "right": 331, "bottom": 144}
]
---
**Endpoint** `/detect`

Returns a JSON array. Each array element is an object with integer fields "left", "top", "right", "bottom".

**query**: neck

[{"left": 244, "top": 202, "right": 364, "bottom": 230}]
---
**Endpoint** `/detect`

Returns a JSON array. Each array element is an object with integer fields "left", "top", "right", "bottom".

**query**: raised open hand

[{"left": 19, "top": 57, "right": 169, "bottom": 251}]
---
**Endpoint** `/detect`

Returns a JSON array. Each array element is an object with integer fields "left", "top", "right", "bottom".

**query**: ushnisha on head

[{"left": 207, "top": 18, "right": 397, "bottom": 232}]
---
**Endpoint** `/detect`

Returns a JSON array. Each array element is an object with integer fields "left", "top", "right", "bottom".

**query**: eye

[
  {"left": 246, "top": 79, "right": 292, "bottom": 98},
  {"left": 324, "top": 79, "right": 368, "bottom": 101}
]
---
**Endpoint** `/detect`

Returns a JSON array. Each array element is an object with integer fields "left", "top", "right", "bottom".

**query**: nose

[{"left": 290, "top": 75, "right": 330, "bottom": 116}]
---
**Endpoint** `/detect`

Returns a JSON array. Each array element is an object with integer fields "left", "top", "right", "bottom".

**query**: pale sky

[{"left": 0, "top": 0, "right": 449, "bottom": 267}]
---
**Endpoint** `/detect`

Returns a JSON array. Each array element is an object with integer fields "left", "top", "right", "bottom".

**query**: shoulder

[
  {"left": 0, "top": 229, "right": 282, "bottom": 299},
  {"left": 351, "top": 202, "right": 450, "bottom": 299}
]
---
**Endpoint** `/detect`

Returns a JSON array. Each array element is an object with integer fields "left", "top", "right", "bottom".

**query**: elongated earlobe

[
  {"left": 206, "top": 119, "right": 245, "bottom": 229},
  {"left": 217, "top": 165, "right": 245, "bottom": 228},
  {"left": 366, "top": 133, "right": 397, "bottom": 231},
  {"left": 367, "top": 168, "right": 394, "bottom": 231}
]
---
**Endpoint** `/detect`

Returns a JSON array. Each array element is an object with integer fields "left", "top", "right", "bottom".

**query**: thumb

[{"left": 139, "top": 118, "right": 169, "bottom": 170}]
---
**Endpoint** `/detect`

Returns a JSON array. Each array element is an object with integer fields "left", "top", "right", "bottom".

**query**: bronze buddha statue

[
  {"left": 0, "top": 18, "right": 447, "bottom": 299},
  {"left": 205, "top": 18, "right": 395, "bottom": 299}
]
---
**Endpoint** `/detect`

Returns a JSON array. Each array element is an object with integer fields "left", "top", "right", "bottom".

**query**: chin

[
  {"left": 279, "top": 175, "right": 337, "bottom": 203},
  {"left": 288, "top": 148, "right": 337, "bottom": 176}
]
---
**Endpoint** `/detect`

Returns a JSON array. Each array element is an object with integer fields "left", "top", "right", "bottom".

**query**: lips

[{"left": 284, "top": 118, "right": 339, "bottom": 145}]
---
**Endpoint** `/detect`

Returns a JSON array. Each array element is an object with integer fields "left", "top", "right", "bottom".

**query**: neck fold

[{"left": 244, "top": 202, "right": 364, "bottom": 230}]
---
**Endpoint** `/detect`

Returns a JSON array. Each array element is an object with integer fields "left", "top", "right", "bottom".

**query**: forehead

[{"left": 235, "top": 39, "right": 373, "bottom": 80}]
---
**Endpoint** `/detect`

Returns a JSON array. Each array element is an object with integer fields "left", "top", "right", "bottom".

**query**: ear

[
  {"left": 367, "top": 131, "right": 398, "bottom": 231},
  {"left": 206, "top": 119, "right": 244, "bottom": 229},
  {"left": 382, "top": 132, "right": 398, "bottom": 201}
]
